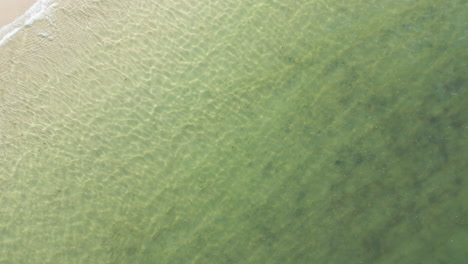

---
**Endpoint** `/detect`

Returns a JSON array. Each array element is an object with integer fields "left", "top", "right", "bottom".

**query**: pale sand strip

[
  {"left": 0, "top": 0, "right": 38, "bottom": 28},
  {"left": 0, "top": 0, "right": 60, "bottom": 47}
]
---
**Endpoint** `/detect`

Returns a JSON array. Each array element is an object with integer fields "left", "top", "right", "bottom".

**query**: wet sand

[{"left": 0, "top": 0, "right": 37, "bottom": 28}]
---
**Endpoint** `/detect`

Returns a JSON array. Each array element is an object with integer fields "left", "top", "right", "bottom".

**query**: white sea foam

[{"left": 0, "top": 0, "right": 59, "bottom": 47}]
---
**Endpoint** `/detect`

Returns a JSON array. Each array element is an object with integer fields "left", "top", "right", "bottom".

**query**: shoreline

[
  {"left": 0, "top": 0, "right": 37, "bottom": 27},
  {"left": 0, "top": 0, "right": 59, "bottom": 47}
]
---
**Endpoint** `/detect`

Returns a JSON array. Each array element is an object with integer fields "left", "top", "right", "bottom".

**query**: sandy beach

[{"left": 0, "top": 0, "right": 37, "bottom": 28}]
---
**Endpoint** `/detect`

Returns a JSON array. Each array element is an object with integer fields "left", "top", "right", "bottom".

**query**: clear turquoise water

[{"left": 0, "top": 0, "right": 466, "bottom": 263}]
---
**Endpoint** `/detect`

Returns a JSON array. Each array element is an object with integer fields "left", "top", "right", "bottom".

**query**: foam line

[{"left": 0, "top": 0, "right": 59, "bottom": 47}]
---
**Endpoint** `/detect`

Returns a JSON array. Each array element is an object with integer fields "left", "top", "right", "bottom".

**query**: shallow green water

[{"left": 0, "top": 0, "right": 467, "bottom": 263}]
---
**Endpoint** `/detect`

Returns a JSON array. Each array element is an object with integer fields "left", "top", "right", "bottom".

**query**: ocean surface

[{"left": 0, "top": 0, "right": 466, "bottom": 263}]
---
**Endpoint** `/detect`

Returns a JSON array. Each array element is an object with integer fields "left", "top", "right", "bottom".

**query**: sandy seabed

[{"left": 0, "top": 0, "right": 466, "bottom": 263}]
